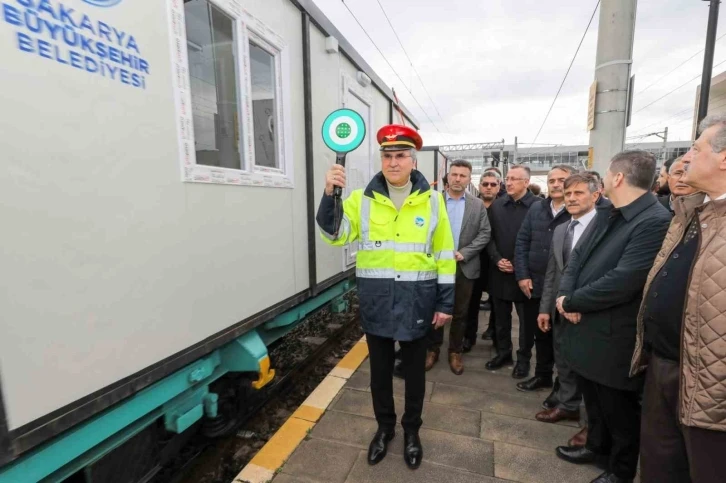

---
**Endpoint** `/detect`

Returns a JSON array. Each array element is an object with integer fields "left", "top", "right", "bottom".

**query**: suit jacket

[
  {"left": 455, "top": 192, "right": 491, "bottom": 279},
  {"left": 539, "top": 204, "right": 606, "bottom": 318},
  {"left": 557, "top": 192, "right": 671, "bottom": 391}
]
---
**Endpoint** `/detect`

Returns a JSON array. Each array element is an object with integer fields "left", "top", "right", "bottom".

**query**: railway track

[{"left": 149, "top": 293, "right": 361, "bottom": 483}]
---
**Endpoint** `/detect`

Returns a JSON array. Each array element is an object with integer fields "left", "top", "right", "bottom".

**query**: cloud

[{"left": 313, "top": 0, "right": 725, "bottom": 146}]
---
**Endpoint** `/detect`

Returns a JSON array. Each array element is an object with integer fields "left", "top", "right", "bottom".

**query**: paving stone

[
  {"left": 430, "top": 383, "right": 579, "bottom": 427},
  {"left": 357, "top": 358, "right": 370, "bottom": 373},
  {"left": 312, "top": 410, "right": 377, "bottom": 448},
  {"left": 415, "top": 427, "right": 495, "bottom": 475},
  {"left": 273, "top": 473, "right": 321, "bottom": 483},
  {"left": 345, "top": 371, "right": 369, "bottom": 391},
  {"left": 282, "top": 439, "right": 360, "bottom": 483},
  {"left": 424, "top": 364, "right": 543, "bottom": 400},
  {"left": 493, "top": 442, "right": 602, "bottom": 483},
  {"left": 343, "top": 452, "right": 508, "bottom": 483},
  {"left": 480, "top": 412, "right": 578, "bottom": 451},
  {"left": 331, "top": 388, "right": 481, "bottom": 437}
]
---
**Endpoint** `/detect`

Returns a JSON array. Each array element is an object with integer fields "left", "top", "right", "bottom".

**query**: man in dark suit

[
  {"left": 513, "top": 165, "right": 574, "bottom": 386},
  {"left": 426, "top": 159, "right": 491, "bottom": 374},
  {"left": 537, "top": 173, "right": 605, "bottom": 430},
  {"left": 484, "top": 166, "right": 538, "bottom": 374},
  {"left": 554, "top": 151, "right": 671, "bottom": 483}
]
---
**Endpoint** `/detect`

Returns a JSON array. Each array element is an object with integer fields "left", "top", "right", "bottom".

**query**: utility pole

[
  {"left": 500, "top": 139, "right": 506, "bottom": 177},
  {"left": 698, "top": 0, "right": 721, "bottom": 125},
  {"left": 513, "top": 136, "right": 518, "bottom": 164},
  {"left": 588, "top": 0, "right": 638, "bottom": 173}
]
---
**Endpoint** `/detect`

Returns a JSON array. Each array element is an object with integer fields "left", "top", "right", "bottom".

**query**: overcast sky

[{"left": 313, "top": 0, "right": 726, "bottom": 148}]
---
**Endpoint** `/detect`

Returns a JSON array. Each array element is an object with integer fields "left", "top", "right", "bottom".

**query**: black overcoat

[
  {"left": 486, "top": 191, "right": 538, "bottom": 302},
  {"left": 558, "top": 193, "right": 671, "bottom": 391}
]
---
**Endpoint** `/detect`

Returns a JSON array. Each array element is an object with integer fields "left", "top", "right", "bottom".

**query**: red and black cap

[{"left": 376, "top": 124, "right": 423, "bottom": 151}]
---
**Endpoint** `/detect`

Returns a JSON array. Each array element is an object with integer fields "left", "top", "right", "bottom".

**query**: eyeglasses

[
  {"left": 382, "top": 153, "right": 412, "bottom": 161},
  {"left": 480, "top": 182, "right": 499, "bottom": 188}
]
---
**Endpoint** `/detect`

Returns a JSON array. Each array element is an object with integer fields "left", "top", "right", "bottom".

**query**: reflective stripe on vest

[{"left": 356, "top": 268, "right": 438, "bottom": 281}]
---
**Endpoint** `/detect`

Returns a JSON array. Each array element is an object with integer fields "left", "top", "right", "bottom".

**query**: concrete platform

[{"left": 244, "top": 309, "right": 614, "bottom": 483}]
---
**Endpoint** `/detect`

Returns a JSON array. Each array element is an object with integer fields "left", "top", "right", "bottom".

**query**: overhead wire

[
  {"left": 341, "top": 0, "right": 447, "bottom": 139},
  {"left": 531, "top": 0, "right": 600, "bottom": 146},
  {"left": 636, "top": 32, "right": 726, "bottom": 95},
  {"left": 635, "top": 58, "right": 726, "bottom": 114},
  {"left": 373, "top": 0, "right": 452, "bottom": 133}
]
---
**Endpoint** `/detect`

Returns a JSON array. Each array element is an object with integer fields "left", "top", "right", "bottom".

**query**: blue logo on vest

[
  {"left": 83, "top": 0, "right": 123, "bottom": 7},
  {"left": 415, "top": 216, "right": 425, "bottom": 228}
]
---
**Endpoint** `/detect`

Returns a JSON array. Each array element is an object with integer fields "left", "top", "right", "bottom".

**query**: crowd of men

[{"left": 317, "top": 115, "right": 726, "bottom": 483}]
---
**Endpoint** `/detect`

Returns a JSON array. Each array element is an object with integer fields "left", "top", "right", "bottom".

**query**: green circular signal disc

[
  {"left": 336, "top": 122, "right": 352, "bottom": 138},
  {"left": 322, "top": 109, "right": 366, "bottom": 153}
]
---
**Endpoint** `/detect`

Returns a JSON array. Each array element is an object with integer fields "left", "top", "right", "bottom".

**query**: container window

[{"left": 184, "top": 0, "right": 242, "bottom": 170}]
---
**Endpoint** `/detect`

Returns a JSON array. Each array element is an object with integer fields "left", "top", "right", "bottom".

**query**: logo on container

[{"left": 83, "top": 0, "right": 124, "bottom": 7}]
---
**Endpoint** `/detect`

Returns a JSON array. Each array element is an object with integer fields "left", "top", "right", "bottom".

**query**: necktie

[{"left": 562, "top": 220, "right": 579, "bottom": 265}]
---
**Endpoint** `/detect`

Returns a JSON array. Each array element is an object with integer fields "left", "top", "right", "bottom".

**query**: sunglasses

[{"left": 480, "top": 182, "right": 499, "bottom": 188}]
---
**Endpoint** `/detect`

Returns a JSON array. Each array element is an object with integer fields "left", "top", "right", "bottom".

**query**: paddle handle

[{"left": 333, "top": 152, "right": 346, "bottom": 198}]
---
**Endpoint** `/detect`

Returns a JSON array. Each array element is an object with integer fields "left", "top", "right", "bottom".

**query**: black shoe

[
  {"left": 481, "top": 328, "right": 494, "bottom": 340},
  {"left": 590, "top": 471, "right": 632, "bottom": 483},
  {"left": 403, "top": 432, "right": 423, "bottom": 470},
  {"left": 367, "top": 429, "right": 395, "bottom": 465},
  {"left": 516, "top": 375, "right": 553, "bottom": 392},
  {"left": 485, "top": 353, "right": 513, "bottom": 370},
  {"left": 542, "top": 387, "right": 559, "bottom": 410},
  {"left": 511, "top": 361, "right": 530, "bottom": 379},
  {"left": 392, "top": 361, "right": 404, "bottom": 379},
  {"left": 462, "top": 338, "right": 475, "bottom": 353},
  {"left": 555, "top": 446, "right": 605, "bottom": 465}
]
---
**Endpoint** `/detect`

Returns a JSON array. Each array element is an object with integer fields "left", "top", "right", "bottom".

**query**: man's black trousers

[
  {"left": 366, "top": 332, "right": 428, "bottom": 433},
  {"left": 578, "top": 374, "right": 640, "bottom": 479},
  {"left": 521, "top": 297, "right": 554, "bottom": 377}
]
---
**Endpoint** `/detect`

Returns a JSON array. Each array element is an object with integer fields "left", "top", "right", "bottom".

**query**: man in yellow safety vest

[{"left": 317, "top": 124, "right": 455, "bottom": 470}]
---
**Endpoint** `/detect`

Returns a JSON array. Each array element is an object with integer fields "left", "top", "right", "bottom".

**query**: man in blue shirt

[{"left": 425, "top": 160, "right": 491, "bottom": 374}]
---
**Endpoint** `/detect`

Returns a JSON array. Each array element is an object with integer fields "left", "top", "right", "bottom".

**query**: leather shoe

[
  {"left": 541, "top": 378, "right": 560, "bottom": 408},
  {"left": 392, "top": 361, "right": 404, "bottom": 379},
  {"left": 485, "top": 353, "right": 513, "bottom": 370},
  {"left": 425, "top": 350, "right": 439, "bottom": 371},
  {"left": 590, "top": 471, "right": 632, "bottom": 483},
  {"left": 462, "top": 338, "right": 475, "bottom": 353},
  {"left": 367, "top": 429, "right": 395, "bottom": 465},
  {"left": 568, "top": 426, "right": 588, "bottom": 448},
  {"left": 555, "top": 446, "right": 605, "bottom": 465},
  {"left": 516, "top": 375, "right": 553, "bottom": 392},
  {"left": 535, "top": 407, "right": 580, "bottom": 423},
  {"left": 448, "top": 352, "right": 464, "bottom": 375},
  {"left": 512, "top": 361, "right": 530, "bottom": 379},
  {"left": 403, "top": 432, "right": 423, "bottom": 469}
]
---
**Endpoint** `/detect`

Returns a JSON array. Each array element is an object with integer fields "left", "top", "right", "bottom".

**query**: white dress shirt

[
  {"left": 570, "top": 208, "right": 597, "bottom": 248},
  {"left": 703, "top": 193, "right": 726, "bottom": 203}
]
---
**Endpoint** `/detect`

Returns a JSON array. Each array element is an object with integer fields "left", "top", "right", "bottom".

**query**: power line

[
  {"left": 635, "top": 58, "right": 726, "bottom": 114},
  {"left": 531, "top": 0, "right": 600, "bottom": 145},
  {"left": 636, "top": 32, "right": 726, "bottom": 95},
  {"left": 373, "top": 0, "right": 452, "bottom": 133},
  {"left": 341, "top": 0, "right": 445, "bottom": 137}
]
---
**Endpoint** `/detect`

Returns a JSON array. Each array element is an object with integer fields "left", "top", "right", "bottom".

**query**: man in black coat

[
  {"left": 513, "top": 165, "right": 574, "bottom": 384},
  {"left": 554, "top": 151, "right": 671, "bottom": 483},
  {"left": 464, "top": 171, "right": 501, "bottom": 351},
  {"left": 484, "top": 165, "right": 538, "bottom": 373}
]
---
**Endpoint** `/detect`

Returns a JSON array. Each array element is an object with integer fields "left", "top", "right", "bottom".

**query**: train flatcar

[{"left": 0, "top": 1, "right": 433, "bottom": 481}]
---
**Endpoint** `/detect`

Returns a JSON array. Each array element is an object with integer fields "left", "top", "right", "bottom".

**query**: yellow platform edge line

[{"left": 232, "top": 336, "right": 369, "bottom": 482}]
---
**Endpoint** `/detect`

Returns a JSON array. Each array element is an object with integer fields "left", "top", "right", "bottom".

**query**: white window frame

[{"left": 167, "top": 0, "right": 294, "bottom": 188}]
